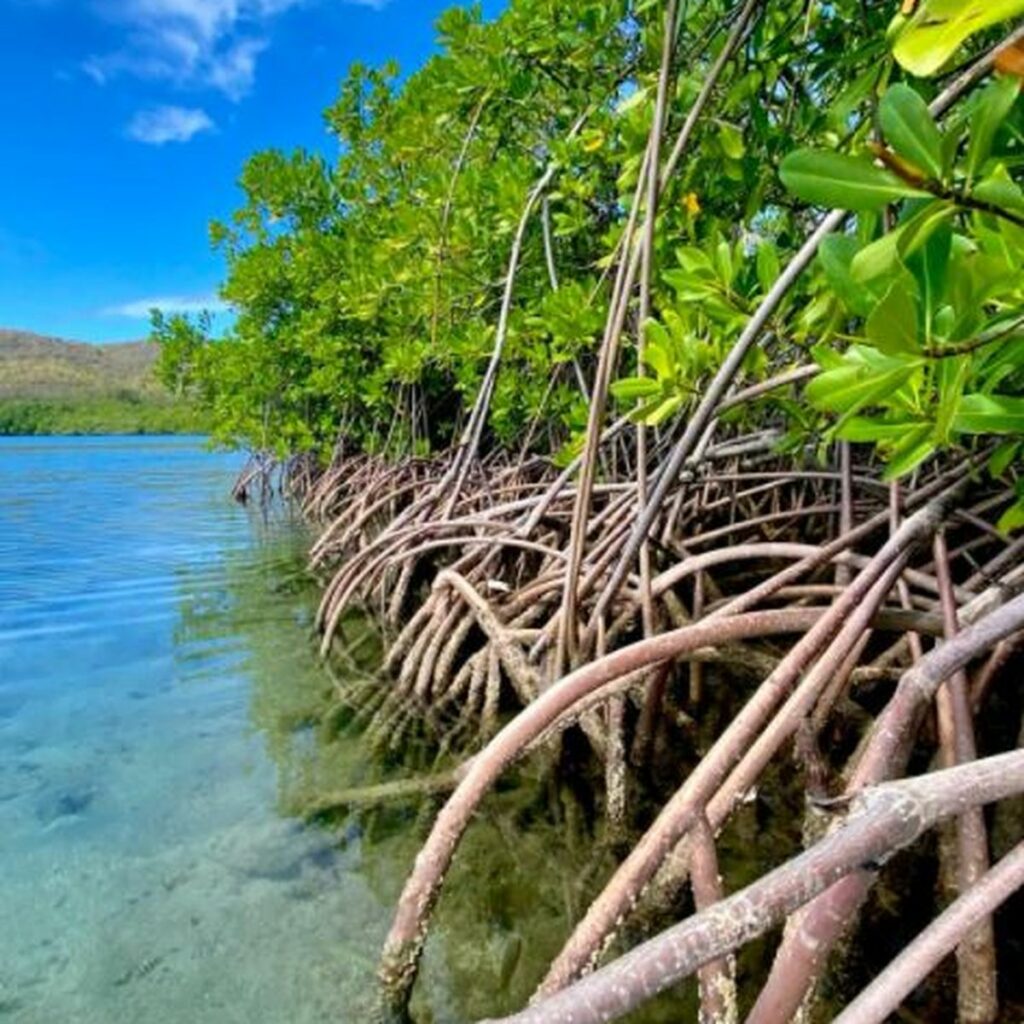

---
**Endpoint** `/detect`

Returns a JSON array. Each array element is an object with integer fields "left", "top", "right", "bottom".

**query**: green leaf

[
  {"left": 973, "top": 165, "right": 1024, "bottom": 216},
  {"left": 879, "top": 84, "right": 944, "bottom": 180},
  {"left": 976, "top": 337, "right": 1024, "bottom": 396},
  {"left": 837, "top": 416, "right": 926, "bottom": 442},
  {"left": 850, "top": 201, "right": 954, "bottom": 285},
  {"left": 882, "top": 424, "right": 935, "bottom": 480},
  {"left": 954, "top": 394, "right": 1024, "bottom": 435},
  {"left": 866, "top": 277, "right": 920, "bottom": 355},
  {"left": 780, "top": 150, "right": 930, "bottom": 212},
  {"left": 715, "top": 239, "right": 734, "bottom": 287},
  {"left": 997, "top": 498, "right": 1024, "bottom": 534},
  {"left": 829, "top": 65, "right": 883, "bottom": 134},
  {"left": 819, "top": 234, "right": 877, "bottom": 316},
  {"left": 644, "top": 345, "right": 673, "bottom": 382},
  {"left": 756, "top": 241, "right": 780, "bottom": 293},
  {"left": 643, "top": 320, "right": 675, "bottom": 381},
  {"left": 935, "top": 355, "right": 970, "bottom": 444},
  {"left": 891, "top": 0, "right": 1024, "bottom": 78},
  {"left": 851, "top": 230, "right": 904, "bottom": 284},
  {"left": 905, "top": 219, "right": 952, "bottom": 338},
  {"left": 988, "top": 440, "right": 1020, "bottom": 477},
  {"left": 674, "top": 247, "right": 715, "bottom": 275},
  {"left": 637, "top": 393, "right": 685, "bottom": 426},
  {"left": 718, "top": 122, "right": 746, "bottom": 160},
  {"left": 897, "top": 201, "right": 957, "bottom": 261},
  {"left": 806, "top": 360, "right": 917, "bottom": 425},
  {"left": 966, "top": 76, "right": 1020, "bottom": 180},
  {"left": 610, "top": 377, "right": 660, "bottom": 401}
]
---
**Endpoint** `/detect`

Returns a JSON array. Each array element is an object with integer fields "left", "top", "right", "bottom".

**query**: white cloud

[
  {"left": 103, "top": 294, "right": 229, "bottom": 317},
  {"left": 125, "top": 105, "right": 215, "bottom": 143},
  {"left": 84, "top": 0, "right": 391, "bottom": 100}
]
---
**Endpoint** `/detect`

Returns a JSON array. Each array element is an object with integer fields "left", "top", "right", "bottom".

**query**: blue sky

[{"left": 0, "top": 0, "right": 502, "bottom": 343}]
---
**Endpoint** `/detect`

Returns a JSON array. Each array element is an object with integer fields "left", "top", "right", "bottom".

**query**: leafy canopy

[{"left": 156, "top": 0, "right": 1024, "bottom": 525}]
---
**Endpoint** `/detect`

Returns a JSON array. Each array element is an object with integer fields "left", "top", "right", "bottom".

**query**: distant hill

[
  {"left": 0, "top": 329, "right": 203, "bottom": 435},
  {"left": 0, "top": 329, "right": 162, "bottom": 400}
]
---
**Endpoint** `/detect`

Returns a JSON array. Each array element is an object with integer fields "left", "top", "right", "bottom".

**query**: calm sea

[
  {"left": 0, "top": 435, "right": 671, "bottom": 1024},
  {"left": 0, "top": 436, "right": 392, "bottom": 1023}
]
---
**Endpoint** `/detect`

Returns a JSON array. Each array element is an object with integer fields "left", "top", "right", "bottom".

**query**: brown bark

[
  {"left": 970, "top": 633, "right": 1022, "bottom": 714},
  {"left": 436, "top": 569, "right": 539, "bottom": 705},
  {"left": 537, "top": 498, "right": 945, "bottom": 997},
  {"left": 481, "top": 751, "right": 1024, "bottom": 1024},
  {"left": 691, "top": 816, "right": 737, "bottom": 1024},
  {"left": 745, "top": 592, "right": 1024, "bottom": 1024},
  {"left": 932, "top": 531, "right": 997, "bottom": 1024},
  {"left": 832, "top": 842, "right": 1024, "bottom": 1024},
  {"left": 376, "top": 608, "right": 831, "bottom": 1021}
]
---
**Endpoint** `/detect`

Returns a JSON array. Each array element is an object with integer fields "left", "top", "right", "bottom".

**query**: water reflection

[
  {"left": 0, "top": 439, "right": 383, "bottom": 1024},
  {"left": 177, "top": 518, "right": 621, "bottom": 1022},
  {"left": 191, "top": 514, "right": 697, "bottom": 1023},
  {"left": 0, "top": 438, "right": 688, "bottom": 1024}
]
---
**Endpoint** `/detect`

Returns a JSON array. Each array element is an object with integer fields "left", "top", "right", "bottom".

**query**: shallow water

[
  {"left": 0, "top": 436, "right": 668, "bottom": 1024},
  {"left": 0, "top": 436, "right": 393, "bottom": 1023},
  {"left": 7, "top": 436, "right": 908, "bottom": 1024}
]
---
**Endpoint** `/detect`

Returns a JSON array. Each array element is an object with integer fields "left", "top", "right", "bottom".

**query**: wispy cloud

[
  {"left": 125, "top": 105, "right": 214, "bottom": 144},
  {"left": 103, "top": 294, "right": 229, "bottom": 317},
  {"left": 84, "top": 0, "right": 391, "bottom": 101}
]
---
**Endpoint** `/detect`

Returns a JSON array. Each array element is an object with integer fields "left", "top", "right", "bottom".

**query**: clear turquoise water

[
  {"left": 0, "top": 436, "right": 391, "bottom": 1023},
  {"left": 0, "top": 436, "right": 695, "bottom": 1024}
]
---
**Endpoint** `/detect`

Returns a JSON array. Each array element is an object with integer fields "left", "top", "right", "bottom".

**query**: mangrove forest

[{"left": 155, "top": 1, "right": 1024, "bottom": 1020}]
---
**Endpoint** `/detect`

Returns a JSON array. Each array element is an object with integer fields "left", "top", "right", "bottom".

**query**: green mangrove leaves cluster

[
  {"left": 781, "top": 70, "right": 1024, "bottom": 528},
  {"left": 155, "top": 0, "right": 1024, "bottom": 525},
  {"left": 158, "top": 1, "right": 638, "bottom": 458},
  {"left": 610, "top": 236, "right": 773, "bottom": 425}
]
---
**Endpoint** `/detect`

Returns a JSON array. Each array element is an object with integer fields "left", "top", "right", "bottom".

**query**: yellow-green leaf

[
  {"left": 997, "top": 497, "right": 1024, "bottom": 533},
  {"left": 610, "top": 377, "right": 661, "bottom": 401},
  {"left": 806, "top": 361, "right": 917, "bottom": 429},
  {"left": 882, "top": 424, "right": 935, "bottom": 479},
  {"left": 954, "top": 393, "right": 1024, "bottom": 435},
  {"left": 637, "top": 393, "right": 685, "bottom": 426},
  {"left": 891, "top": 0, "right": 1024, "bottom": 78},
  {"left": 719, "top": 122, "right": 746, "bottom": 160}
]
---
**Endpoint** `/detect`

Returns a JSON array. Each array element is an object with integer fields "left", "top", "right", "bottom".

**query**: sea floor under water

[{"left": 0, "top": 437, "right": 391, "bottom": 1023}]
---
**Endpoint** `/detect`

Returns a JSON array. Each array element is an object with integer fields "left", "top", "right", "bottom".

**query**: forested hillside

[{"left": 0, "top": 330, "right": 203, "bottom": 434}]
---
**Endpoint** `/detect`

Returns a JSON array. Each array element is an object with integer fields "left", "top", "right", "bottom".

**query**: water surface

[
  {"left": 0, "top": 436, "right": 389, "bottom": 1023},
  {"left": 0, "top": 436, "right": 701, "bottom": 1024}
]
